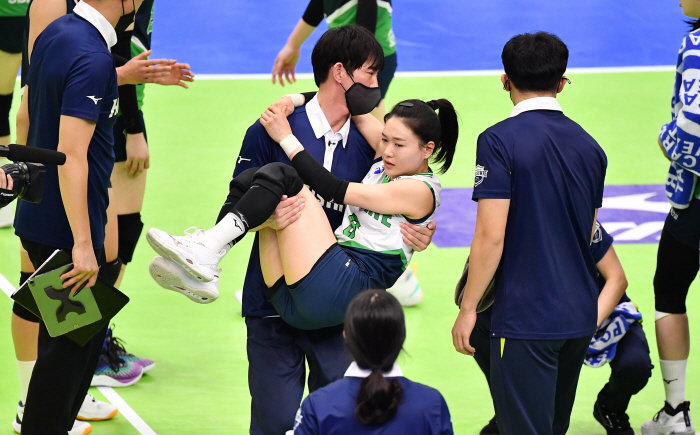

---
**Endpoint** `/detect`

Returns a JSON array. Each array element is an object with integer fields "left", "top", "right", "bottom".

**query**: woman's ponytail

[
  {"left": 355, "top": 369, "right": 405, "bottom": 425},
  {"left": 345, "top": 290, "right": 406, "bottom": 426},
  {"left": 429, "top": 99, "right": 459, "bottom": 173}
]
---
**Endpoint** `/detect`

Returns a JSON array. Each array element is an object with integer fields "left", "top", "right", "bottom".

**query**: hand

[
  {"left": 266, "top": 195, "right": 305, "bottom": 230},
  {"left": 155, "top": 62, "right": 195, "bottom": 88},
  {"left": 0, "top": 170, "right": 12, "bottom": 190},
  {"left": 452, "top": 308, "right": 477, "bottom": 356},
  {"left": 124, "top": 133, "right": 150, "bottom": 176},
  {"left": 270, "top": 96, "right": 296, "bottom": 117},
  {"left": 61, "top": 243, "right": 99, "bottom": 293},
  {"left": 658, "top": 137, "right": 672, "bottom": 162},
  {"left": 117, "top": 50, "right": 175, "bottom": 86},
  {"left": 260, "top": 106, "right": 294, "bottom": 143},
  {"left": 271, "top": 44, "right": 300, "bottom": 87},
  {"left": 401, "top": 221, "right": 436, "bottom": 252}
]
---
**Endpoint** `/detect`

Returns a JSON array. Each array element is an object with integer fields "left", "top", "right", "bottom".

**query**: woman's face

[
  {"left": 681, "top": 0, "right": 700, "bottom": 19},
  {"left": 380, "top": 118, "right": 433, "bottom": 178}
]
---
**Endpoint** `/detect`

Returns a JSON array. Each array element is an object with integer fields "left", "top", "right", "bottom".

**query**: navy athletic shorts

[
  {"left": 113, "top": 110, "right": 147, "bottom": 162},
  {"left": 664, "top": 197, "right": 700, "bottom": 249},
  {"left": 0, "top": 17, "right": 26, "bottom": 54},
  {"left": 268, "top": 244, "right": 375, "bottom": 330}
]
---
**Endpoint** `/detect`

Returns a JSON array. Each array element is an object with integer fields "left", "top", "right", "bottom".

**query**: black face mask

[
  {"left": 115, "top": 0, "right": 136, "bottom": 34},
  {"left": 342, "top": 76, "right": 382, "bottom": 116}
]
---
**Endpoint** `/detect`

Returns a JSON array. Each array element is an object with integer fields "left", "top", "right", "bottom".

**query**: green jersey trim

[
  {"left": 0, "top": 0, "right": 29, "bottom": 17},
  {"left": 338, "top": 240, "right": 408, "bottom": 269},
  {"left": 694, "top": 176, "right": 700, "bottom": 199}
]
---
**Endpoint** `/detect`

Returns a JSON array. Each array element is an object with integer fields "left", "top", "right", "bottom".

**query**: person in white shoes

[
  {"left": 641, "top": 1, "right": 700, "bottom": 434},
  {"left": 14, "top": 394, "right": 117, "bottom": 434},
  {"left": 147, "top": 97, "right": 458, "bottom": 330}
]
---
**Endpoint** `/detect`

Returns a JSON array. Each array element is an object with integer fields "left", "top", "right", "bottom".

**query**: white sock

[
  {"left": 202, "top": 213, "right": 247, "bottom": 254},
  {"left": 659, "top": 359, "right": 687, "bottom": 408},
  {"left": 16, "top": 360, "right": 36, "bottom": 405}
]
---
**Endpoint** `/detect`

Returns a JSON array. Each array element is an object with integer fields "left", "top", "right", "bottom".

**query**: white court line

[
  {"left": 194, "top": 65, "right": 676, "bottom": 80},
  {"left": 0, "top": 271, "right": 156, "bottom": 435},
  {"left": 98, "top": 387, "right": 158, "bottom": 435}
]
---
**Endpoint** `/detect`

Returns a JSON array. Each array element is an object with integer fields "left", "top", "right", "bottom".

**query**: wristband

[
  {"left": 284, "top": 94, "right": 305, "bottom": 108},
  {"left": 279, "top": 134, "right": 304, "bottom": 157}
]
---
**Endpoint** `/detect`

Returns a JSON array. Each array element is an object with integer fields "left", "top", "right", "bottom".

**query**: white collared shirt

[
  {"left": 306, "top": 95, "right": 351, "bottom": 171},
  {"left": 73, "top": 1, "right": 117, "bottom": 50},
  {"left": 344, "top": 361, "right": 404, "bottom": 378},
  {"left": 509, "top": 97, "right": 563, "bottom": 118}
]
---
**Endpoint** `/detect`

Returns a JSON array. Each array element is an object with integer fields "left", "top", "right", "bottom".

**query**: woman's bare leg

[
  {"left": 276, "top": 187, "right": 337, "bottom": 285},
  {"left": 259, "top": 227, "right": 285, "bottom": 288}
]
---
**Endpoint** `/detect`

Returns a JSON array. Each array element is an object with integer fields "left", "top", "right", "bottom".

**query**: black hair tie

[{"left": 427, "top": 100, "right": 440, "bottom": 111}]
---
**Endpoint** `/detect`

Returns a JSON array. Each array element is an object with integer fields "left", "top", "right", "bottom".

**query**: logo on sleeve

[
  {"left": 237, "top": 156, "right": 251, "bottom": 164},
  {"left": 109, "top": 99, "right": 119, "bottom": 118},
  {"left": 86, "top": 96, "right": 102, "bottom": 104},
  {"left": 474, "top": 165, "right": 488, "bottom": 187}
]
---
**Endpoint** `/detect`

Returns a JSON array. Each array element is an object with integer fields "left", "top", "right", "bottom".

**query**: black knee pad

[
  {"left": 253, "top": 163, "right": 304, "bottom": 198},
  {"left": 117, "top": 213, "right": 144, "bottom": 264},
  {"left": 105, "top": 257, "right": 123, "bottom": 286},
  {"left": 217, "top": 167, "right": 259, "bottom": 223},
  {"left": 653, "top": 229, "right": 699, "bottom": 314},
  {"left": 0, "top": 93, "right": 12, "bottom": 137},
  {"left": 13, "top": 271, "right": 40, "bottom": 322}
]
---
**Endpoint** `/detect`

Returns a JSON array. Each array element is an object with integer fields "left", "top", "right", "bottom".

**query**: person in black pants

[
  {"left": 12, "top": 0, "right": 140, "bottom": 433},
  {"left": 469, "top": 223, "right": 653, "bottom": 435},
  {"left": 451, "top": 32, "right": 611, "bottom": 435}
]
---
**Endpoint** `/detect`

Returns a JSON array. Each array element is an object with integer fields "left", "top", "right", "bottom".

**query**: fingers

[
  {"left": 284, "top": 69, "right": 292, "bottom": 86},
  {"left": 400, "top": 223, "right": 431, "bottom": 252},
  {"left": 144, "top": 158, "right": 150, "bottom": 170},
  {"left": 123, "top": 158, "right": 134, "bottom": 173},
  {"left": 133, "top": 49, "right": 152, "bottom": 60}
]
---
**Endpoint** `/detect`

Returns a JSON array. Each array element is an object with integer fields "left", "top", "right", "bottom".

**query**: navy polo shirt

[
  {"left": 15, "top": 10, "right": 119, "bottom": 251},
  {"left": 591, "top": 222, "right": 631, "bottom": 304},
  {"left": 234, "top": 105, "right": 375, "bottom": 318},
  {"left": 473, "top": 97, "right": 607, "bottom": 340},
  {"left": 292, "top": 366, "right": 453, "bottom": 434}
]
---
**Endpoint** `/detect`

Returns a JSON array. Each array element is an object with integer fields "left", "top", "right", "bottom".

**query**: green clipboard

[
  {"left": 11, "top": 249, "right": 130, "bottom": 347},
  {"left": 28, "top": 266, "right": 103, "bottom": 337}
]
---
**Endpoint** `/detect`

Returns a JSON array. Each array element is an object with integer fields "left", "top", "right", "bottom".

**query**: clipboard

[{"left": 12, "top": 249, "right": 130, "bottom": 347}]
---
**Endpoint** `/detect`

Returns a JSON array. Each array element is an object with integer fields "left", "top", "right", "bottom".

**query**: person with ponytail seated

[{"left": 291, "top": 289, "right": 453, "bottom": 434}]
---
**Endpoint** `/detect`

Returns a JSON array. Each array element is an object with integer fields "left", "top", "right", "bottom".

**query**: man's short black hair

[
  {"left": 311, "top": 25, "right": 384, "bottom": 87},
  {"left": 501, "top": 32, "right": 569, "bottom": 93}
]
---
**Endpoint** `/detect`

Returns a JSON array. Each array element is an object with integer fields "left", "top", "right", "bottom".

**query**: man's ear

[
  {"left": 501, "top": 74, "right": 509, "bottom": 90},
  {"left": 332, "top": 62, "right": 346, "bottom": 84},
  {"left": 556, "top": 77, "right": 569, "bottom": 94}
]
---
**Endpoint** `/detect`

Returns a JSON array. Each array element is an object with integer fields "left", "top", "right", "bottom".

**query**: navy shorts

[
  {"left": 664, "top": 197, "right": 700, "bottom": 249},
  {"left": 378, "top": 53, "right": 397, "bottom": 100},
  {"left": 113, "top": 110, "right": 147, "bottom": 162},
  {"left": 0, "top": 17, "right": 26, "bottom": 54},
  {"left": 268, "top": 244, "right": 373, "bottom": 330}
]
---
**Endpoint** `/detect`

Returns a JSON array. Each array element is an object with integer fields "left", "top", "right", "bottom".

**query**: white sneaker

[
  {"left": 641, "top": 401, "right": 695, "bottom": 435},
  {"left": 146, "top": 227, "right": 223, "bottom": 282},
  {"left": 12, "top": 401, "right": 92, "bottom": 434},
  {"left": 149, "top": 256, "right": 219, "bottom": 303},
  {"left": 77, "top": 394, "right": 118, "bottom": 421},
  {"left": 387, "top": 265, "right": 423, "bottom": 307}
]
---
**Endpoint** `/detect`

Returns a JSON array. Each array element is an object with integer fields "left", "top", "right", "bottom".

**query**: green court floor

[{"left": 0, "top": 72, "right": 697, "bottom": 434}]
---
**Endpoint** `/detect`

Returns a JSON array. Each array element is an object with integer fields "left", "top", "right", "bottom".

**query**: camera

[
  {"left": 0, "top": 144, "right": 65, "bottom": 209},
  {"left": 1, "top": 161, "right": 46, "bottom": 204}
]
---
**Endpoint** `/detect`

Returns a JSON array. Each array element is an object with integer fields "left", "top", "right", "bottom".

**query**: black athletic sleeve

[
  {"left": 113, "top": 31, "right": 144, "bottom": 134},
  {"left": 302, "top": 0, "right": 324, "bottom": 27},
  {"left": 356, "top": 0, "right": 378, "bottom": 33},
  {"left": 291, "top": 150, "right": 349, "bottom": 204}
]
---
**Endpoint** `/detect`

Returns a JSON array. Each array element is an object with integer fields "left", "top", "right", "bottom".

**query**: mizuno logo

[
  {"left": 237, "top": 156, "right": 251, "bottom": 164},
  {"left": 87, "top": 96, "right": 102, "bottom": 104},
  {"left": 663, "top": 378, "right": 678, "bottom": 384}
]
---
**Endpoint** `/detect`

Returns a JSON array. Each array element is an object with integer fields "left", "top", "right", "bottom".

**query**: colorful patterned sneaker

[
  {"left": 91, "top": 352, "right": 143, "bottom": 387},
  {"left": 13, "top": 401, "right": 92, "bottom": 434},
  {"left": 103, "top": 327, "right": 156, "bottom": 373},
  {"left": 641, "top": 401, "right": 695, "bottom": 435},
  {"left": 77, "top": 394, "right": 118, "bottom": 421},
  {"left": 149, "top": 256, "right": 219, "bottom": 303},
  {"left": 146, "top": 227, "right": 223, "bottom": 282}
]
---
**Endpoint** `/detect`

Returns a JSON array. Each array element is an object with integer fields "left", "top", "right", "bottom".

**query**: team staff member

[
  {"left": 642, "top": 1, "right": 700, "bottom": 433},
  {"left": 272, "top": 0, "right": 396, "bottom": 120},
  {"left": 469, "top": 223, "right": 651, "bottom": 435},
  {"left": 226, "top": 26, "right": 433, "bottom": 435},
  {"left": 0, "top": 0, "right": 29, "bottom": 228},
  {"left": 451, "top": 32, "right": 608, "bottom": 435},
  {"left": 292, "top": 290, "right": 453, "bottom": 434},
  {"left": 13, "top": 0, "right": 139, "bottom": 432}
]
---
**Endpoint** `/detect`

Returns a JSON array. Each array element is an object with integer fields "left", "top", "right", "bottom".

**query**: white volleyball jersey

[{"left": 335, "top": 159, "right": 441, "bottom": 270}]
